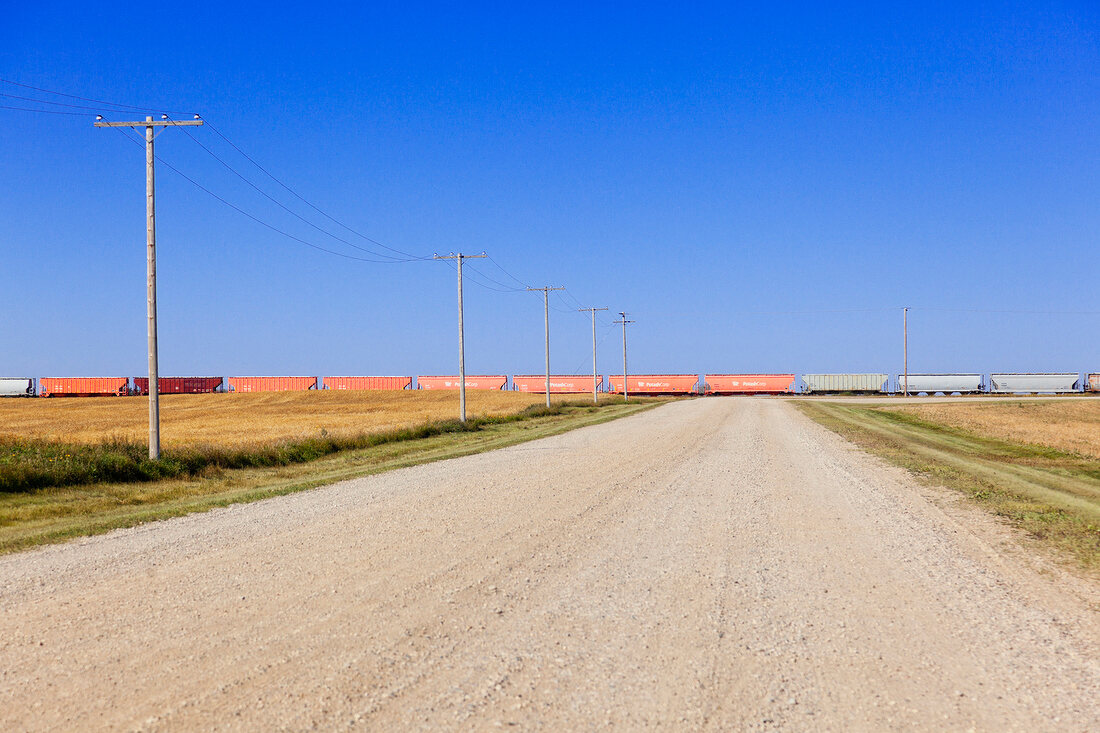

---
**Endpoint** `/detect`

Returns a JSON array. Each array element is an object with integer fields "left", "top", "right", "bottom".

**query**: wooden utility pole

[
  {"left": 613, "top": 312, "right": 635, "bottom": 402},
  {"left": 95, "top": 114, "right": 203, "bottom": 459},
  {"left": 903, "top": 306, "right": 910, "bottom": 397},
  {"left": 527, "top": 286, "right": 564, "bottom": 408},
  {"left": 434, "top": 253, "right": 486, "bottom": 422},
  {"left": 579, "top": 307, "right": 608, "bottom": 403}
]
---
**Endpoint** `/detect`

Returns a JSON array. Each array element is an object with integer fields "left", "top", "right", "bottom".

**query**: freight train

[{"left": 1, "top": 372, "right": 1097, "bottom": 397}]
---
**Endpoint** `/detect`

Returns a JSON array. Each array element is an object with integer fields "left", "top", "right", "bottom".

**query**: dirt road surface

[{"left": 2, "top": 399, "right": 1097, "bottom": 731}]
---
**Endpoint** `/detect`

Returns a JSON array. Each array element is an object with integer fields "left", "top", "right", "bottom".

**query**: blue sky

[{"left": 2, "top": 2, "right": 1098, "bottom": 378}]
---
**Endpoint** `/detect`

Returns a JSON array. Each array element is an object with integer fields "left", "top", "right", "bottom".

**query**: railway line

[{"left": 2, "top": 371, "right": 1098, "bottom": 397}]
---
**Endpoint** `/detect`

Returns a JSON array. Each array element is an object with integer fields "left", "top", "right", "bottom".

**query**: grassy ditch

[
  {"left": 0, "top": 398, "right": 661, "bottom": 554},
  {"left": 795, "top": 401, "right": 1100, "bottom": 570}
]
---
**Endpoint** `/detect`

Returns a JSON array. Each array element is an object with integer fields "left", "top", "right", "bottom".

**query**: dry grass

[
  {"left": 886, "top": 400, "right": 1100, "bottom": 460},
  {"left": 0, "top": 391, "right": 576, "bottom": 448}
]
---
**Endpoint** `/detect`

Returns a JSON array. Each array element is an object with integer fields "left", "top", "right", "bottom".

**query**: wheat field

[
  {"left": 885, "top": 399, "right": 1100, "bottom": 459},
  {"left": 0, "top": 391, "right": 566, "bottom": 447}
]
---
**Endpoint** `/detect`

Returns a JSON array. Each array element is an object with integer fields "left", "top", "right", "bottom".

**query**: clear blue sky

[{"left": 3, "top": 2, "right": 1098, "bottom": 379}]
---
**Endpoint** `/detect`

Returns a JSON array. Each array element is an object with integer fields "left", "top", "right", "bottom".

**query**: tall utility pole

[
  {"left": 434, "top": 252, "right": 486, "bottom": 422},
  {"left": 613, "top": 312, "right": 635, "bottom": 402},
  {"left": 578, "top": 307, "right": 608, "bottom": 403},
  {"left": 527, "top": 286, "right": 564, "bottom": 408},
  {"left": 903, "top": 306, "right": 910, "bottom": 397},
  {"left": 95, "top": 114, "right": 203, "bottom": 460}
]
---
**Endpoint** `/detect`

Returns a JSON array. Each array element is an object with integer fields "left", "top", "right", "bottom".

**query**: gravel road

[{"left": 2, "top": 398, "right": 1098, "bottom": 731}]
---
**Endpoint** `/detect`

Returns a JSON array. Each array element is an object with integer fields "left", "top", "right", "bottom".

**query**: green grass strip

[{"left": 795, "top": 401, "right": 1100, "bottom": 570}]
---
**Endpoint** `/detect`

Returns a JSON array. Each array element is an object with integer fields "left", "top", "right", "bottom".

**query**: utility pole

[
  {"left": 95, "top": 114, "right": 203, "bottom": 460},
  {"left": 579, "top": 307, "right": 608, "bottom": 403},
  {"left": 434, "top": 252, "right": 486, "bottom": 422},
  {"left": 526, "top": 287, "right": 564, "bottom": 408},
  {"left": 903, "top": 306, "right": 910, "bottom": 397},
  {"left": 613, "top": 312, "right": 635, "bottom": 402}
]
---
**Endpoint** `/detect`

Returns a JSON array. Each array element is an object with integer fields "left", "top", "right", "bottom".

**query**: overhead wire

[
  {"left": 548, "top": 297, "right": 576, "bottom": 314},
  {"left": 1, "top": 91, "right": 148, "bottom": 113},
  {"left": 201, "top": 120, "right": 432, "bottom": 262},
  {"left": 485, "top": 254, "right": 531, "bottom": 289},
  {"left": 555, "top": 289, "right": 616, "bottom": 328},
  {"left": 9, "top": 80, "right": 632, "bottom": 323},
  {"left": 18, "top": 79, "right": 1092, "bottom": 330},
  {"left": 0, "top": 104, "right": 93, "bottom": 116},
  {"left": 566, "top": 322, "right": 618, "bottom": 376},
  {"left": 107, "top": 122, "right": 406, "bottom": 263},
  {"left": 552, "top": 289, "right": 583, "bottom": 314},
  {"left": 0, "top": 79, "right": 431, "bottom": 263},
  {"left": 0, "top": 77, "right": 184, "bottom": 115},
  {"left": 483, "top": 252, "right": 609, "bottom": 316},
  {"left": 462, "top": 261, "right": 528, "bottom": 293},
  {"left": 558, "top": 288, "right": 586, "bottom": 309},
  {"left": 437, "top": 258, "right": 522, "bottom": 294},
  {"left": 5, "top": 79, "right": 610, "bottom": 304},
  {"left": 462, "top": 260, "right": 530, "bottom": 292},
  {"left": 166, "top": 115, "right": 416, "bottom": 262},
  {"left": 482, "top": 256, "right": 608, "bottom": 321}
]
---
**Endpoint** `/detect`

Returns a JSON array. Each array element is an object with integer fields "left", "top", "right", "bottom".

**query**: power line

[
  {"left": 16, "top": 82, "right": 634, "bottom": 333},
  {"left": 560, "top": 289, "right": 615, "bottom": 327},
  {"left": 13, "top": 83, "right": 636, "bottom": 368},
  {"left": 559, "top": 288, "right": 586, "bottom": 308},
  {"left": 441, "top": 258, "right": 531, "bottom": 295},
  {"left": 481, "top": 256, "right": 598, "bottom": 317},
  {"left": 485, "top": 254, "right": 531, "bottom": 289},
  {"left": 1, "top": 91, "right": 143, "bottom": 113},
  {"left": 108, "top": 124, "right": 406, "bottom": 263},
  {"left": 462, "top": 261, "right": 527, "bottom": 292},
  {"left": 1, "top": 77, "right": 183, "bottom": 115},
  {"left": 1, "top": 79, "right": 431, "bottom": 262},
  {"left": 167, "top": 116, "right": 415, "bottom": 262},
  {"left": 0, "top": 104, "right": 94, "bottom": 116},
  {"left": 202, "top": 120, "right": 431, "bottom": 262},
  {"left": 568, "top": 322, "right": 616, "bottom": 377},
  {"left": 455, "top": 262, "right": 525, "bottom": 293},
  {"left": 551, "top": 289, "right": 581, "bottom": 314}
]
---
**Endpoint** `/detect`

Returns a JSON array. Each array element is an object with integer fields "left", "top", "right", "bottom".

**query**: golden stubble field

[
  {"left": 884, "top": 399, "right": 1100, "bottom": 459},
  {"left": 0, "top": 391, "right": 567, "bottom": 447}
]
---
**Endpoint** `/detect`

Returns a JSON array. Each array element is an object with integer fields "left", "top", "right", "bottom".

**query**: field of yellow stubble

[
  {"left": 887, "top": 399, "right": 1100, "bottom": 459},
  {"left": 0, "top": 391, "right": 555, "bottom": 448}
]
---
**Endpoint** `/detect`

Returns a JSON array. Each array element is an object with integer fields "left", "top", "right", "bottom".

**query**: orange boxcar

[
  {"left": 39, "top": 377, "right": 129, "bottom": 397},
  {"left": 704, "top": 374, "right": 796, "bottom": 394},
  {"left": 606, "top": 374, "right": 698, "bottom": 395},
  {"left": 416, "top": 375, "right": 507, "bottom": 390},
  {"left": 323, "top": 376, "right": 411, "bottom": 391},
  {"left": 133, "top": 377, "right": 223, "bottom": 395},
  {"left": 227, "top": 377, "right": 317, "bottom": 393},
  {"left": 512, "top": 375, "right": 597, "bottom": 394}
]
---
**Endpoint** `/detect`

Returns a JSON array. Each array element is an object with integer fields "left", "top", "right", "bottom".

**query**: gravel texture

[{"left": 1, "top": 398, "right": 1097, "bottom": 731}]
